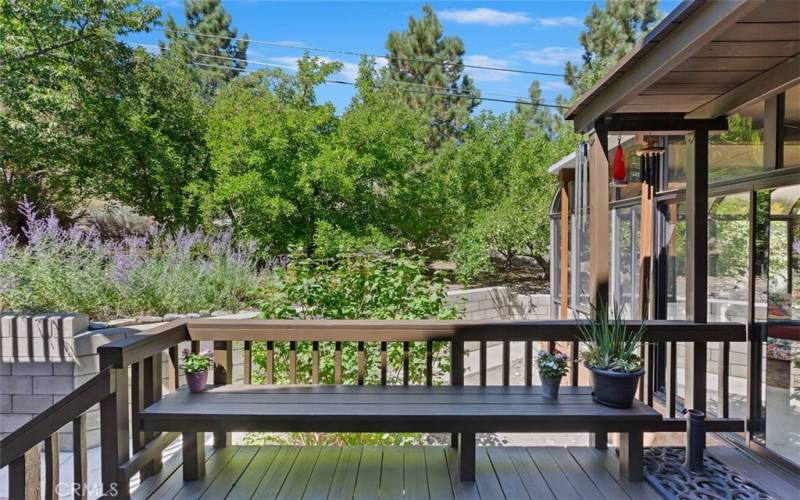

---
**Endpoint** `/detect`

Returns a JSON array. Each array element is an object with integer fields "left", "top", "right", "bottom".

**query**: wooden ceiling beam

[
  {"left": 686, "top": 55, "right": 800, "bottom": 119},
  {"left": 570, "top": 0, "right": 762, "bottom": 133}
]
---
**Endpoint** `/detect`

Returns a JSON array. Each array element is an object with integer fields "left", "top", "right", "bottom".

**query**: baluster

[
  {"left": 666, "top": 341, "right": 677, "bottom": 418},
  {"left": 191, "top": 340, "right": 200, "bottom": 354},
  {"left": 266, "top": 341, "right": 274, "bottom": 384},
  {"left": 243, "top": 341, "right": 252, "bottom": 384},
  {"left": 403, "top": 341, "right": 410, "bottom": 386},
  {"left": 143, "top": 354, "right": 162, "bottom": 476},
  {"left": 131, "top": 361, "right": 144, "bottom": 455},
  {"left": 719, "top": 341, "right": 730, "bottom": 418},
  {"left": 450, "top": 340, "right": 464, "bottom": 448},
  {"left": 357, "top": 341, "right": 366, "bottom": 385},
  {"left": 44, "top": 433, "right": 59, "bottom": 500},
  {"left": 380, "top": 341, "right": 388, "bottom": 386},
  {"left": 548, "top": 341, "right": 556, "bottom": 354},
  {"left": 213, "top": 340, "right": 232, "bottom": 447},
  {"left": 168, "top": 346, "right": 180, "bottom": 391},
  {"left": 74, "top": 414, "right": 88, "bottom": 500},
  {"left": 501, "top": 341, "right": 511, "bottom": 386},
  {"left": 289, "top": 341, "right": 297, "bottom": 384},
  {"left": 571, "top": 341, "right": 579, "bottom": 387},
  {"left": 335, "top": 341, "right": 343, "bottom": 385},
  {"left": 479, "top": 341, "right": 487, "bottom": 386},
  {"left": 524, "top": 341, "right": 533, "bottom": 386},
  {"left": 312, "top": 341, "right": 320, "bottom": 384},
  {"left": 646, "top": 342, "right": 655, "bottom": 407},
  {"left": 426, "top": 340, "right": 434, "bottom": 386},
  {"left": 637, "top": 343, "right": 646, "bottom": 401},
  {"left": 9, "top": 444, "right": 40, "bottom": 500}
]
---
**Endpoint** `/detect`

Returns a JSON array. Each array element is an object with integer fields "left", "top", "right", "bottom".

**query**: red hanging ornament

[{"left": 611, "top": 138, "right": 627, "bottom": 184}]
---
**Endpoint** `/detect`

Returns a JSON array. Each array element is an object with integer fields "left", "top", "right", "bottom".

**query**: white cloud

[
  {"left": 439, "top": 8, "right": 532, "bottom": 27},
  {"left": 538, "top": 16, "right": 582, "bottom": 27},
  {"left": 518, "top": 47, "right": 583, "bottom": 67},
  {"left": 463, "top": 55, "right": 512, "bottom": 82},
  {"left": 268, "top": 56, "right": 360, "bottom": 81}
]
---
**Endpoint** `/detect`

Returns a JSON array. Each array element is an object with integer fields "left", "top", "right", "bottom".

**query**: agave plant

[{"left": 578, "top": 300, "right": 645, "bottom": 373}]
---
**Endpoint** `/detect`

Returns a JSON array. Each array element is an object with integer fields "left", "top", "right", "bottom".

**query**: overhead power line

[
  {"left": 153, "top": 27, "right": 566, "bottom": 78},
  {"left": 187, "top": 60, "right": 568, "bottom": 109}
]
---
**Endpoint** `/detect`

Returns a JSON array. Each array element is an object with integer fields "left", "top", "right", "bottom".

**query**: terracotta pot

[
  {"left": 186, "top": 370, "right": 208, "bottom": 393},
  {"left": 587, "top": 365, "right": 644, "bottom": 408},
  {"left": 540, "top": 375, "right": 562, "bottom": 399}
]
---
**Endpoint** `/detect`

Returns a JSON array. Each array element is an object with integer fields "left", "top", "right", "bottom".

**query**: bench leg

[
  {"left": 590, "top": 432, "right": 608, "bottom": 449},
  {"left": 458, "top": 433, "right": 475, "bottom": 481},
  {"left": 619, "top": 431, "right": 644, "bottom": 482},
  {"left": 183, "top": 432, "right": 205, "bottom": 481}
]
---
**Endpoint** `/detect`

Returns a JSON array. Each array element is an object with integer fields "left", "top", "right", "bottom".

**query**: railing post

[
  {"left": 213, "top": 340, "right": 232, "bottom": 447},
  {"left": 450, "top": 339, "right": 464, "bottom": 448},
  {"left": 9, "top": 444, "right": 40, "bottom": 500},
  {"left": 143, "top": 354, "right": 163, "bottom": 476},
  {"left": 100, "top": 368, "right": 130, "bottom": 498}
]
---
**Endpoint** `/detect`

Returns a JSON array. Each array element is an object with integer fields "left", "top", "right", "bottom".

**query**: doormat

[{"left": 643, "top": 447, "right": 772, "bottom": 499}]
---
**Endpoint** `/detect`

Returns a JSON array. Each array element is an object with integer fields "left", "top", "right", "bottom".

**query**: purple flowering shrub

[{"left": 0, "top": 202, "right": 264, "bottom": 319}]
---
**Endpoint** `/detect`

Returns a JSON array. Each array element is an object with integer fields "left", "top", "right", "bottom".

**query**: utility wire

[
  {"left": 188, "top": 60, "right": 568, "bottom": 109},
  {"left": 133, "top": 42, "right": 565, "bottom": 107},
  {"left": 153, "top": 27, "right": 566, "bottom": 78}
]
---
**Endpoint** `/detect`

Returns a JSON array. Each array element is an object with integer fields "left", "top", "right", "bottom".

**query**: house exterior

[{"left": 550, "top": 0, "right": 800, "bottom": 471}]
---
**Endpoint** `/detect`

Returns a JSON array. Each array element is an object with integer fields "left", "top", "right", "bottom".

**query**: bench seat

[{"left": 140, "top": 385, "right": 662, "bottom": 482}]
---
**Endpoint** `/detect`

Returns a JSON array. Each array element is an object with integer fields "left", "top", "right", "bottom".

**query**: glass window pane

[
  {"left": 611, "top": 206, "right": 641, "bottom": 319},
  {"left": 709, "top": 100, "right": 765, "bottom": 181},
  {"left": 665, "top": 202, "right": 686, "bottom": 320},
  {"left": 784, "top": 84, "right": 800, "bottom": 168}
]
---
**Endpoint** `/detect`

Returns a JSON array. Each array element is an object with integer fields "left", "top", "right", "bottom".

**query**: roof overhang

[{"left": 567, "top": 0, "right": 800, "bottom": 133}]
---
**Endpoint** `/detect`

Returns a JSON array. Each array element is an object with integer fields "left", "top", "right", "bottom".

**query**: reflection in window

[
  {"left": 706, "top": 193, "right": 751, "bottom": 420},
  {"left": 709, "top": 101, "right": 765, "bottom": 181},
  {"left": 785, "top": 84, "right": 800, "bottom": 168},
  {"left": 665, "top": 202, "right": 686, "bottom": 320},
  {"left": 666, "top": 136, "right": 687, "bottom": 191},
  {"left": 611, "top": 206, "right": 641, "bottom": 319}
]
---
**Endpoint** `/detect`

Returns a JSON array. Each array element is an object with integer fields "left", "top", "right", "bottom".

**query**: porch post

[{"left": 684, "top": 128, "right": 709, "bottom": 414}]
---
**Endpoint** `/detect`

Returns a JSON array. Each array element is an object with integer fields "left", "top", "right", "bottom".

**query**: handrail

[
  {"left": 98, "top": 319, "right": 190, "bottom": 368},
  {"left": 0, "top": 367, "right": 115, "bottom": 469},
  {"left": 185, "top": 318, "right": 746, "bottom": 343}
]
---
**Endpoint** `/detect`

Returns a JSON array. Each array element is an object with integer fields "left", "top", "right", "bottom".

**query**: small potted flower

[
  {"left": 181, "top": 349, "right": 214, "bottom": 393},
  {"left": 536, "top": 350, "right": 569, "bottom": 399}
]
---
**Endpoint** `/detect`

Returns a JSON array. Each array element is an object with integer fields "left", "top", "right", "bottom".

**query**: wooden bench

[{"left": 140, "top": 385, "right": 663, "bottom": 482}]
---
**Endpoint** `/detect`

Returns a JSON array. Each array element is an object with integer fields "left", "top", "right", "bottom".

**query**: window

[
  {"left": 611, "top": 206, "right": 641, "bottom": 319},
  {"left": 784, "top": 84, "right": 800, "bottom": 168},
  {"left": 708, "top": 100, "right": 765, "bottom": 181}
]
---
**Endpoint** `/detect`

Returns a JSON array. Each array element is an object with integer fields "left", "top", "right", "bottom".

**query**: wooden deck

[{"left": 134, "top": 445, "right": 659, "bottom": 499}]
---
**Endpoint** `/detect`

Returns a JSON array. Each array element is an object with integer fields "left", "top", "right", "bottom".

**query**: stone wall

[{"left": 446, "top": 287, "right": 551, "bottom": 320}]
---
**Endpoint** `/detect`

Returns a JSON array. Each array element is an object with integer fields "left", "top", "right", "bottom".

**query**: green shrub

[{"left": 250, "top": 252, "right": 461, "bottom": 445}]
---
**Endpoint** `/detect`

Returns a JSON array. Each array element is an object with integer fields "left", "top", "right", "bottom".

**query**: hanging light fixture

[{"left": 611, "top": 137, "right": 627, "bottom": 185}]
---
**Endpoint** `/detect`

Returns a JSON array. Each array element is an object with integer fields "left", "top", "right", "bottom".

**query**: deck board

[{"left": 131, "top": 444, "right": 686, "bottom": 499}]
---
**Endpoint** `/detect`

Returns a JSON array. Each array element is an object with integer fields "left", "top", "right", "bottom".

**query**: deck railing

[{"left": 0, "top": 318, "right": 746, "bottom": 498}]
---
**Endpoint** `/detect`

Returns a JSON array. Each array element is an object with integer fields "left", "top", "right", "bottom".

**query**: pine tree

[
  {"left": 382, "top": 4, "right": 478, "bottom": 145},
  {"left": 160, "top": 0, "right": 249, "bottom": 100},
  {"left": 565, "top": 0, "right": 659, "bottom": 96}
]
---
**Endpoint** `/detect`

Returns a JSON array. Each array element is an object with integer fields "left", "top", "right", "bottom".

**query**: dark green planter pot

[{"left": 587, "top": 366, "right": 644, "bottom": 408}]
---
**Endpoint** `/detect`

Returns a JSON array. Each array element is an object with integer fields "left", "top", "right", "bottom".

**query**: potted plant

[
  {"left": 536, "top": 350, "right": 569, "bottom": 399},
  {"left": 181, "top": 349, "right": 214, "bottom": 393},
  {"left": 579, "top": 302, "right": 645, "bottom": 408}
]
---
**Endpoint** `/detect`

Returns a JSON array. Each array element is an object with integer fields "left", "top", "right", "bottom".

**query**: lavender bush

[{"left": 0, "top": 202, "right": 265, "bottom": 320}]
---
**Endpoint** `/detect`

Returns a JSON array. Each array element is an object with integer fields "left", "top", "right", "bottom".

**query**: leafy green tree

[
  {"left": 105, "top": 50, "right": 210, "bottom": 228},
  {"left": 161, "top": 0, "right": 249, "bottom": 101},
  {"left": 193, "top": 56, "right": 340, "bottom": 253},
  {"left": 383, "top": 4, "right": 478, "bottom": 145},
  {"left": 565, "top": 0, "right": 660, "bottom": 95},
  {"left": 0, "top": 0, "right": 159, "bottom": 235}
]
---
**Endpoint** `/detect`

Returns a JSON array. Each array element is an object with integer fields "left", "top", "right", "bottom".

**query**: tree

[
  {"left": 383, "top": 4, "right": 478, "bottom": 145},
  {"left": 160, "top": 0, "right": 249, "bottom": 101},
  {"left": 193, "top": 55, "right": 341, "bottom": 253},
  {"left": 0, "top": 0, "right": 159, "bottom": 235},
  {"left": 565, "top": 0, "right": 659, "bottom": 96},
  {"left": 104, "top": 50, "right": 210, "bottom": 228}
]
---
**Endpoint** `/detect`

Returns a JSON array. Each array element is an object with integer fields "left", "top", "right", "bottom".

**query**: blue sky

[{"left": 131, "top": 1, "right": 680, "bottom": 114}]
